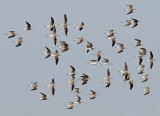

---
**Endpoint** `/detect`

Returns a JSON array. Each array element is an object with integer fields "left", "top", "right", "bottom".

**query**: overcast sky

[{"left": 0, "top": 0, "right": 160, "bottom": 116}]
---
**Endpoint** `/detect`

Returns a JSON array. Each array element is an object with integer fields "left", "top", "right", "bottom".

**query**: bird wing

[
  {"left": 50, "top": 17, "right": 54, "bottom": 25},
  {"left": 51, "top": 87, "right": 55, "bottom": 95},
  {"left": 150, "top": 51, "right": 153, "bottom": 59},
  {"left": 90, "top": 90, "right": 95, "bottom": 94},
  {"left": 55, "top": 56, "right": 59, "bottom": 65},
  {"left": 40, "top": 92, "right": 46, "bottom": 97},
  {"left": 107, "top": 69, "right": 110, "bottom": 76},
  {"left": 124, "top": 62, "right": 128, "bottom": 70},
  {"left": 45, "top": 46, "right": 51, "bottom": 53},
  {"left": 64, "top": 14, "right": 67, "bottom": 23},
  {"left": 70, "top": 65, "right": 75, "bottom": 72},
  {"left": 64, "top": 26, "right": 68, "bottom": 36},
  {"left": 26, "top": 21, "right": 31, "bottom": 28}
]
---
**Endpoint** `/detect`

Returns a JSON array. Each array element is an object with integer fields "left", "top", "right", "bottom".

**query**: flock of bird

[{"left": 5, "top": 3, "right": 154, "bottom": 110}]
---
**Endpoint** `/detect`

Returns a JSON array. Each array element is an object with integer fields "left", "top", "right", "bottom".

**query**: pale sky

[{"left": 0, "top": 0, "right": 160, "bottom": 116}]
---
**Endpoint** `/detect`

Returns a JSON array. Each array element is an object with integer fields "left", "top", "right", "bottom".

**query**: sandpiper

[
  {"left": 51, "top": 50, "right": 59, "bottom": 65},
  {"left": 141, "top": 74, "right": 149, "bottom": 83},
  {"left": 147, "top": 51, "right": 154, "bottom": 69},
  {"left": 102, "top": 69, "right": 111, "bottom": 88},
  {"left": 6, "top": 31, "right": 17, "bottom": 38},
  {"left": 89, "top": 90, "right": 96, "bottom": 99},
  {"left": 47, "top": 78, "right": 55, "bottom": 95},
  {"left": 116, "top": 43, "right": 125, "bottom": 53},
  {"left": 14, "top": 37, "right": 23, "bottom": 47},
  {"left": 30, "top": 82, "right": 38, "bottom": 91},
  {"left": 66, "top": 102, "right": 75, "bottom": 109},
  {"left": 40, "top": 92, "right": 48, "bottom": 101},
  {"left": 59, "top": 14, "right": 68, "bottom": 36},
  {"left": 80, "top": 73, "right": 89, "bottom": 85},
  {"left": 43, "top": 46, "right": 52, "bottom": 59},
  {"left": 143, "top": 87, "right": 150, "bottom": 95},
  {"left": 125, "top": 5, "right": 135, "bottom": 15},
  {"left": 74, "top": 22, "right": 85, "bottom": 31},
  {"left": 137, "top": 64, "right": 145, "bottom": 74},
  {"left": 134, "top": 39, "right": 142, "bottom": 47}
]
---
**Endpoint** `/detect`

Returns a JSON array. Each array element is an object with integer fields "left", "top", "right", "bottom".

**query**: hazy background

[{"left": 0, "top": 0, "right": 160, "bottom": 116}]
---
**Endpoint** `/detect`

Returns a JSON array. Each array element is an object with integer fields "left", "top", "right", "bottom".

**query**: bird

[
  {"left": 14, "top": 37, "right": 23, "bottom": 47},
  {"left": 105, "top": 30, "right": 115, "bottom": 37},
  {"left": 59, "top": 41, "right": 69, "bottom": 52},
  {"left": 96, "top": 50, "right": 102, "bottom": 61},
  {"left": 89, "top": 90, "right": 96, "bottom": 99},
  {"left": 139, "top": 48, "right": 147, "bottom": 55},
  {"left": 30, "top": 82, "right": 38, "bottom": 91},
  {"left": 43, "top": 46, "right": 52, "bottom": 59},
  {"left": 40, "top": 92, "right": 48, "bottom": 101},
  {"left": 116, "top": 43, "right": 125, "bottom": 53},
  {"left": 74, "top": 95, "right": 81, "bottom": 104},
  {"left": 134, "top": 39, "right": 142, "bottom": 47},
  {"left": 123, "top": 19, "right": 132, "bottom": 26},
  {"left": 131, "top": 18, "right": 139, "bottom": 28},
  {"left": 119, "top": 62, "right": 129, "bottom": 76},
  {"left": 25, "top": 21, "right": 31, "bottom": 30},
  {"left": 84, "top": 41, "right": 94, "bottom": 53},
  {"left": 66, "top": 102, "right": 75, "bottom": 109},
  {"left": 138, "top": 64, "right": 145, "bottom": 74},
  {"left": 59, "top": 14, "right": 68, "bottom": 36},
  {"left": 102, "top": 58, "right": 111, "bottom": 65},
  {"left": 125, "top": 5, "right": 135, "bottom": 15},
  {"left": 80, "top": 73, "right": 89, "bottom": 85},
  {"left": 143, "top": 87, "right": 150, "bottom": 95},
  {"left": 47, "top": 78, "right": 55, "bottom": 95},
  {"left": 6, "top": 31, "right": 17, "bottom": 38},
  {"left": 102, "top": 69, "right": 111, "bottom": 88},
  {"left": 76, "top": 37, "right": 84, "bottom": 44},
  {"left": 74, "top": 22, "right": 85, "bottom": 31},
  {"left": 141, "top": 74, "right": 149, "bottom": 83},
  {"left": 51, "top": 50, "right": 59, "bottom": 65},
  {"left": 147, "top": 51, "right": 154, "bottom": 69},
  {"left": 88, "top": 60, "right": 99, "bottom": 65}
]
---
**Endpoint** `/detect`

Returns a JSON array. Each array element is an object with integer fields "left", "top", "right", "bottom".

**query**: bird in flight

[
  {"left": 59, "top": 14, "right": 68, "bottom": 36},
  {"left": 39, "top": 92, "right": 48, "bottom": 101},
  {"left": 46, "top": 78, "right": 55, "bottom": 95},
  {"left": 14, "top": 37, "right": 23, "bottom": 47}
]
